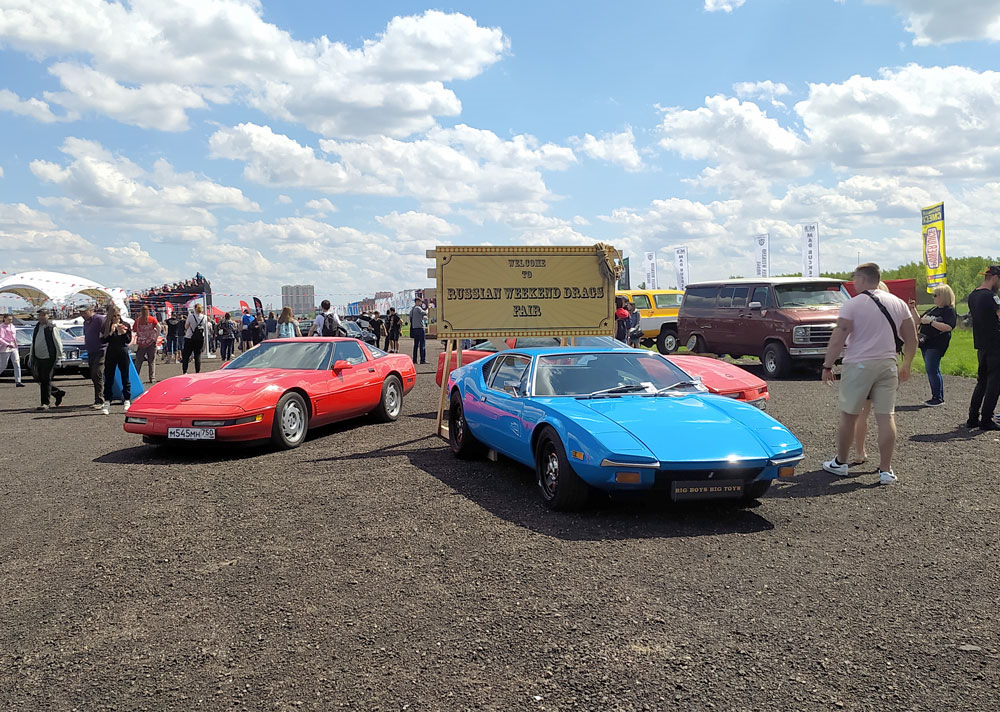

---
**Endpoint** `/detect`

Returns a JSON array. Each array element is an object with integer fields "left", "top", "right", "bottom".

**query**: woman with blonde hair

[
  {"left": 100, "top": 304, "right": 132, "bottom": 414},
  {"left": 909, "top": 284, "right": 957, "bottom": 407},
  {"left": 277, "top": 306, "right": 302, "bottom": 339}
]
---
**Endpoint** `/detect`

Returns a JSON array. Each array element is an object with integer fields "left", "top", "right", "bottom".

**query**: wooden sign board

[{"left": 434, "top": 246, "right": 618, "bottom": 338}]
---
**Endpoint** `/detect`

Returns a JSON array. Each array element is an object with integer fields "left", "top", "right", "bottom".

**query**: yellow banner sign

[
  {"left": 922, "top": 202, "right": 947, "bottom": 294},
  {"left": 435, "top": 245, "right": 619, "bottom": 337}
]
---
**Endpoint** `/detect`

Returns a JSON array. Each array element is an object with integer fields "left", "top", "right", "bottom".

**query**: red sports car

[
  {"left": 437, "top": 336, "right": 768, "bottom": 407},
  {"left": 124, "top": 338, "right": 416, "bottom": 448}
]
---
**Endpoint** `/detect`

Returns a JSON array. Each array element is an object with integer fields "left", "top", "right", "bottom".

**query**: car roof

[
  {"left": 491, "top": 346, "right": 647, "bottom": 358},
  {"left": 264, "top": 337, "right": 361, "bottom": 343},
  {"left": 685, "top": 277, "right": 845, "bottom": 287},
  {"left": 616, "top": 288, "right": 683, "bottom": 294}
]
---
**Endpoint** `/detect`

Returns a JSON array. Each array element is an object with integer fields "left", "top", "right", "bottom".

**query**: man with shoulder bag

[{"left": 820, "top": 263, "right": 917, "bottom": 484}]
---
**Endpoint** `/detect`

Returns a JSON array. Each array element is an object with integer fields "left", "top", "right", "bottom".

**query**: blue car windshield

[
  {"left": 225, "top": 341, "right": 331, "bottom": 370},
  {"left": 533, "top": 352, "right": 693, "bottom": 397}
]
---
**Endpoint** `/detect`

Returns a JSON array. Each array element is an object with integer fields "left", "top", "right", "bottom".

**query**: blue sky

[{"left": 2, "top": 0, "right": 1000, "bottom": 312}]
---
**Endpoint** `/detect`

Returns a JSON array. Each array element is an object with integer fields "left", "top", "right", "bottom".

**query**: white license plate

[{"left": 168, "top": 427, "right": 216, "bottom": 441}]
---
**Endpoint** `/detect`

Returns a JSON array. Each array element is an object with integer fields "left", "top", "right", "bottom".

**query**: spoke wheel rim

[
  {"left": 281, "top": 400, "right": 305, "bottom": 442},
  {"left": 451, "top": 403, "right": 464, "bottom": 445},
  {"left": 540, "top": 444, "right": 559, "bottom": 498},
  {"left": 385, "top": 380, "right": 401, "bottom": 417},
  {"left": 764, "top": 351, "right": 776, "bottom": 372}
]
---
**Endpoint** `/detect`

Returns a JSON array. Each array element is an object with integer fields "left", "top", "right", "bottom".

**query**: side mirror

[
  {"left": 748, "top": 301, "right": 762, "bottom": 310},
  {"left": 333, "top": 359, "right": 351, "bottom": 371}
]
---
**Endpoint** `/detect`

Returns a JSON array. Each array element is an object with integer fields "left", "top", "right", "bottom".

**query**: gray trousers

[
  {"left": 88, "top": 350, "right": 105, "bottom": 404},
  {"left": 134, "top": 344, "right": 156, "bottom": 382}
]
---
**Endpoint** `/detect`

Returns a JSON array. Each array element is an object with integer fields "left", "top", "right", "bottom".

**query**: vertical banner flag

[
  {"left": 239, "top": 300, "right": 251, "bottom": 313},
  {"left": 253, "top": 296, "right": 264, "bottom": 315},
  {"left": 922, "top": 202, "right": 946, "bottom": 294},
  {"left": 754, "top": 233, "right": 770, "bottom": 278},
  {"left": 801, "top": 223, "right": 820, "bottom": 278},
  {"left": 164, "top": 301, "right": 173, "bottom": 318},
  {"left": 674, "top": 247, "right": 689, "bottom": 290},
  {"left": 644, "top": 251, "right": 658, "bottom": 289},
  {"left": 617, "top": 256, "right": 631, "bottom": 290}
]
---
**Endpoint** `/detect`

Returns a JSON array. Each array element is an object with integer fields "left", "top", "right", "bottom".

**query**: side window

[
  {"left": 488, "top": 355, "right": 531, "bottom": 393},
  {"left": 717, "top": 286, "right": 735, "bottom": 308},
  {"left": 632, "top": 294, "right": 652, "bottom": 310},
  {"left": 732, "top": 286, "right": 749, "bottom": 308},
  {"left": 683, "top": 287, "right": 718, "bottom": 309},
  {"left": 653, "top": 293, "right": 680, "bottom": 309},
  {"left": 750, "top": 286, "right": 770, "bottom": 308},
  {"left": 333, "top": 340, "right": 366, "bottom": 366}
]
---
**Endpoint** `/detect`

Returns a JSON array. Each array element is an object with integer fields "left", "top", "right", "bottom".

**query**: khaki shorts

[{"left": 838, "top": 359, "right": 899, "bottom": 415}]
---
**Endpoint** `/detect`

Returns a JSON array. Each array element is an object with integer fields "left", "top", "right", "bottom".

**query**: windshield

[
  {"left": 342, "top": 321, "right": 361, "bottom": 335},
  {"left": 533, "top": 351, "right": 695, "bottom": 397},
  {"left": 225, "top": 341, "right": 332, "bottom": 370},
  {"left": 774, "top": 283, "right": 849, "bottom": 307}
]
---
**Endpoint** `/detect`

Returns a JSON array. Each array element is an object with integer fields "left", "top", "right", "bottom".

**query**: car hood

[
  {"left": 667, "top": 356, "right": 765, "bottom": 393},
  {"left": 137, "top": 368, "right": 293, "bottom": 406},
  {"left": 550, "top": 394, "right": 800, "bottom": 465}
]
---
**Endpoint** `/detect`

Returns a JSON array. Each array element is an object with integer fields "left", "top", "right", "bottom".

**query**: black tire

[
  {"left": 535, "top": 428, "right": 590, "bottom": 511},
  {"left": 448, "top": 390, "right": 485, "bottom": 458},
  {"left": 271, "top": 391, "right": 309, "bottom": 449},
  {"left": 372, "top": 375, "right": 403, "bottom": 422},
  {"left": 686, "top": 334, "right": 706, "bottom": 354},
  {"left": 761, "top": 342, "right": 791, "bottom": 379},
  {"left": 656, "top": 328, "right": 679, "bottom": 354},
  {"left": 741, "top": 479, "right": 772, "bottom": 504}
]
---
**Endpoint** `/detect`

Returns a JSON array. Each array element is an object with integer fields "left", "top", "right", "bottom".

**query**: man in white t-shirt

[
  {"left": 308, "top": 299, "right": 341, "bottom": 337},
  {"left": 820, "top": 263, "right": 917, "bottom": 484}
]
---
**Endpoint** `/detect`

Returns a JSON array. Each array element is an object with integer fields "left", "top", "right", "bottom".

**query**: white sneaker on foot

[
  {"left": 123, "top": 400, "right": 131, "bottom": 410},
  {"left": 822, "top": 457, "right": 850, "bottom": 477},
  {"left": 879, "top": 469, "right": 897, "bottom": 485},
  {"left": 101, "top": 402, "right": 110, "bottom": 415},
  {"left": 91, "top": 402, "right": 104, "bottom": 410}
]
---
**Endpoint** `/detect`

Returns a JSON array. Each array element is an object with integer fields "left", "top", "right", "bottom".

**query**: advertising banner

[
  {"left": 239, "top": 300, "right": 251, "bottom": 313},
  {"left": 754, "top": 233, "right": 770, "bottom": 278},
  {"left": 434, "top": 245, "right": 619, "bottom": 338},
  {"left": 922, "top": 202, "right": 947, "bottom": 294},
  {"left": 801, "top": 223, "right": 820, "bottom": 278},
  {"left": 643, "top": 251, "right": 658, "bottom": 289},
  {"left": 674, "top": 247, "right": 689, "bottom": 290},
  {"left": 618, "top": 256, "right": 631, "bottom": 290},
  {"left": 253, "top": 296, "right": 264, "bottom": 315}
]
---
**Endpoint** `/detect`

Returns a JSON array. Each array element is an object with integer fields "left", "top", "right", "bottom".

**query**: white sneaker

[
  {"left": 822, "top": 457, "right": 850, "bottom": 477},
  {"left": 879, "top": 469, "right": 897, "bottom": 485},
  {"left": 123, "top": 400, "right": 131, "bottom": 410},
  {"left": 101, "top": 402, "right": 110, "bottom": 415},
  {"left": 91, "top": 403, "right": 103, "bottom": 410}
]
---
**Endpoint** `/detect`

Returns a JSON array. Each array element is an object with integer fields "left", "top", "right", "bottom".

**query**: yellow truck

[{"left": 616, "top": 288, "right": 684, "bottom": 353}]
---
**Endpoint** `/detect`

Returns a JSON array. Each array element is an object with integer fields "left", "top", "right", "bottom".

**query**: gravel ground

[{"left": 1, "top": 341, "right": 997, "bottom": 711}]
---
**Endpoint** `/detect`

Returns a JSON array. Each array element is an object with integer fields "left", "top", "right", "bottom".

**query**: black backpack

[{"left": 321, "top": 313, "right": 339, "bottom": 337}]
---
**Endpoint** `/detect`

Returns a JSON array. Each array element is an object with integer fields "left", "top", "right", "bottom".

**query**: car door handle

[{"left": 368, "top": 368, "right": 375, "bottom": 372}]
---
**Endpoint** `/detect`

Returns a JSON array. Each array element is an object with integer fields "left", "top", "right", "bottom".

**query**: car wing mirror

[
  {"left": 748, "top": 301, "right": 762, "bottom": 310},
  {"left": 333, "top": 359, "right": 351, "bottom": 371}
]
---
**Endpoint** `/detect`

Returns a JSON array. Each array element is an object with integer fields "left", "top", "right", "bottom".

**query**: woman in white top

[{"left": 182, "top": 303, "right": 208, "bottom": 374}]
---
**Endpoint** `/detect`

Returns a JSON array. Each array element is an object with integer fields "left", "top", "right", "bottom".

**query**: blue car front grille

[{"left": 653, "top": 468, "right": 762, "bottom": 489}]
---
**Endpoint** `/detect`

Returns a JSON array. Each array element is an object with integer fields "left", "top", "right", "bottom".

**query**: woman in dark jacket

[
  {"left": 908, "top": 284, "right": 957, "bottom": 407},
  {"left": 100, "top": 305, "right": 133, "bottom": 415}
]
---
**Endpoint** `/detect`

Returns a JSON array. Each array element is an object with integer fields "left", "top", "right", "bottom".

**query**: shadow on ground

[{"left": 308, "top": 437, "right": 775, "bottom": 542}]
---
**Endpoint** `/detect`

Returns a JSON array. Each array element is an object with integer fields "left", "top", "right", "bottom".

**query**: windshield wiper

[
  {"left": 584, "top": 384, "right": 649, "bottom": 398},
  {"left": 655, "top": 380, "right": 700, "bottom": 394}
]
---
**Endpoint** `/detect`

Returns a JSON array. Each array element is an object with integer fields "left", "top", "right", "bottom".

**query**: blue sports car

[{"left": 446, "top": 347, "right": 804, "bottom": 510}]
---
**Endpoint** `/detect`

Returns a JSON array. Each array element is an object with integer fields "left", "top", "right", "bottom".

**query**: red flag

[
  {"left": 239, "top": 300, "right": 251, "bottom": 313},
  {"left": 164, "top": 301, "right": 173, "bottom": 317}
]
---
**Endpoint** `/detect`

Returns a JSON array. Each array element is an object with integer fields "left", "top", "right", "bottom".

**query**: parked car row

[{"left": 1, "top": 326, "right": 88, "bottom": 379}]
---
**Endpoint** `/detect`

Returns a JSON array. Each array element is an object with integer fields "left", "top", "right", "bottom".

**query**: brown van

[{"left": 678, "top": 278, "right": 849, "bottom": 378}]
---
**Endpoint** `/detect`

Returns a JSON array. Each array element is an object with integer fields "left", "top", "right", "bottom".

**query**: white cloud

[
  {"left": 211, "top": 122, "right": 575, "bottom": 216},
  {"left": 30, "top": 137, "right": 259, "bottom": 242},
  {"left": 0, "top": 202, "right": 105, "bottom": 271},
  {"left": 704, "top": 0, "right": 746, "bottom": 12},
  {"left": 276, "top": 194, "right": 292, "bottom": 204},
  {"left": 570, "top": 128, "right": 643, "bottom": 171},
  {"left": 0, "top": 88, "right": 74, "bottom": 123},
  {"left": 304, "top": 198, "right": 337, "bottom": 216},
  {"left": 868, "top": 0, "right": 1000, "bottom": 45},
  {"left": 0, "top": 3, "right": 507, "bottom": 137},
  {"left": 732, "top": 80, "right": 790, "bottom": 108},
  {"left": 376, "top": 210, "right": 459, "bottom": 242}
]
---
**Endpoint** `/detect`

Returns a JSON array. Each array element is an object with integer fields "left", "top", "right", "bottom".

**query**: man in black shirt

[{"left": 966, "top": 265, "right": 1000, "bottom": 430}]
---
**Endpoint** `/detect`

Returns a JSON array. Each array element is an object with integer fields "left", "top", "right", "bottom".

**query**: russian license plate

[
  {"left": 168, "top": 427, "right": 216, "bottom": 441},
  {"left": 671, "top": 480, "right": 745, "bottom": 500}
]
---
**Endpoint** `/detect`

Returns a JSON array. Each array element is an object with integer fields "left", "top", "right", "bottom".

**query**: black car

[
  {"left": 1, "top": 327, "right": 87, "bottom": 379},
  {"left": 339, "top": 319, "right": 376, "bottom": 345}
]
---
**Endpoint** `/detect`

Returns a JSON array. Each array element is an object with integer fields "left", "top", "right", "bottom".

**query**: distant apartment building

[{"left": 281, "top": 284, "right": 316, "bottom": 316}]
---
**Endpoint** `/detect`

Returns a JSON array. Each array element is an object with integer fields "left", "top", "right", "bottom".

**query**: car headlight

[
  {"left": 792, "top": 326, "right": 808, "bottom": 343},
  {"left": 125, "top": 416, "right": 147, "bottom": 424}
]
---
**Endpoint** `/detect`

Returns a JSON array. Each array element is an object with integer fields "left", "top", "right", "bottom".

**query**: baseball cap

[{"left": 983, "top": 265, "right": 1000, "bottom": 277}]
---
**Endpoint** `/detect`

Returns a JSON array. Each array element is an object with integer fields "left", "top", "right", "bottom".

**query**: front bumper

[
  {"left": 788, "top": 347, "right": 827, "bottom": 357},
  {"left": 123, "top": 407, "right": 273, "bottom": 442}
]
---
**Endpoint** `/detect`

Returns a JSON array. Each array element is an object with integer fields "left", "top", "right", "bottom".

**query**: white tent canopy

[{"left": 0, "top": 271, "right": 128, "bottom": 313}]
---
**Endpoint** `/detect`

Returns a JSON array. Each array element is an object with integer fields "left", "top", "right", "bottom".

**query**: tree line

[{"left": 820, "top": 255, "right": 999, "bottom": 305}]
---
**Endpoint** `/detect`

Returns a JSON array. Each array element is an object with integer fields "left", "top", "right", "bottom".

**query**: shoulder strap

[{"left": 863, "top": 291, "right": 902, "bottom": 351}]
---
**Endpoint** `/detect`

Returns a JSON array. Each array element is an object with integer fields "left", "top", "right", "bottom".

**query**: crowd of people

[{"left": 126, "top": 273, "right": 211, "bottom": 319}]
